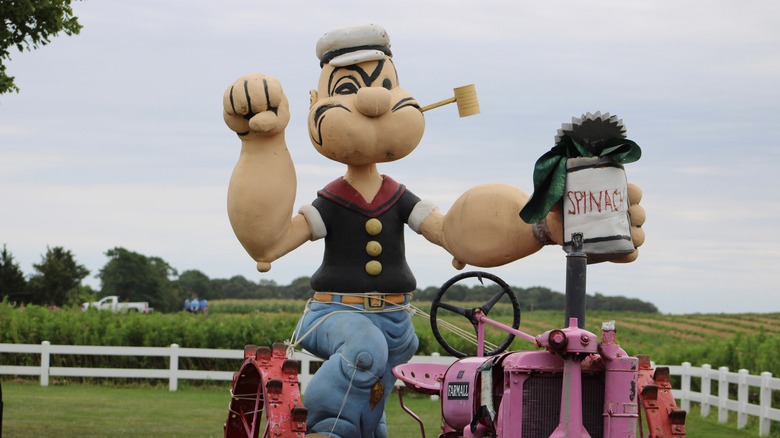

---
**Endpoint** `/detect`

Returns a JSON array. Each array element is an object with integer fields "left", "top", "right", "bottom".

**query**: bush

[{"left": 0, "top": 300, "right": 299, "bottom": 373}]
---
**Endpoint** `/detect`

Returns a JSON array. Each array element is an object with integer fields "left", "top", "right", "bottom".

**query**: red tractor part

[
  {"left": 637, "top": 354, "right": 686, "bottom": 438},
  {"left": 224, "top": 343, "right": 307, "bottom": 438}
]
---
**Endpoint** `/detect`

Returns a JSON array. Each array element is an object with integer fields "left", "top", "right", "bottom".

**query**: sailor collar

[{"left": 318, "top": 175, "right": 406, "bottom": 217}]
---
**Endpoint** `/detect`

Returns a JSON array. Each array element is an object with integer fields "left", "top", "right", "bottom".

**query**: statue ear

[{"left": 309, "top": 90, "right": 318, "bottom": 109}]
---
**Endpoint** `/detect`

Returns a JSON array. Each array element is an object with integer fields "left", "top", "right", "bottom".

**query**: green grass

[
  {"left": 2, "top": 381, "right": 228, "bottom": 437},
  {"left": 681, "top": 404, "right": 774, "bottom": 438},
  {"left": 0, "top": 380, "right": 440, "bottom": 437},
  {"left": 0, "top": 380, "right": 770, "bottom": 437}
]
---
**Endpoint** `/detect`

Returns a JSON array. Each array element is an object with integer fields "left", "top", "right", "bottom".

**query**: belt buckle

[{"left": 364, "top": 293, "right": 384, "bottom": 311}]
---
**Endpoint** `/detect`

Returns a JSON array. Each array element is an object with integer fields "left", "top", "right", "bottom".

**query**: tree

[
  {"left": 1, "top": 0, "right": 82, "bottom": 94},
  {"left": 587, "top": 292, "right": 658, "bottom": 313},
  {"left": 212, "top": 275, "right": 258, "bottom": 300},
  {"left": 282, "top": 276, "right": 314, "bottom": 300},
  {"left": 26, "top": 246, "right": 89, "bottom": 306},
  {"left": 98, "top": 247, "right": 180, "bottom": 312},
  {"left": 0, "top": 244, "right": 27, "bottom": 301},
  {"left": 256, "top": 278, "right": 277, "bottom": 299}
]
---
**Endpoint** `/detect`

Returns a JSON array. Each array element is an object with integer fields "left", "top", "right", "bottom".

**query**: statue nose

[{"left": 355, "top": 87, "right": 391, "bottom": 117}]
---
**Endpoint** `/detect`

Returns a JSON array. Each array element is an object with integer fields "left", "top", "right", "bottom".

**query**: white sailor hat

[{"left": 316, "top": 23, "right": 392, "bottom": 67}]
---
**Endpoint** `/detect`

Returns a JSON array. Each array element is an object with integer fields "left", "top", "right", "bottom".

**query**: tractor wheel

[
  {"left": 637, "top": 354, "right": 687, "bottom": 437},
  {"left": 224, "top": 343, "right": 307, "bottom": 438}
]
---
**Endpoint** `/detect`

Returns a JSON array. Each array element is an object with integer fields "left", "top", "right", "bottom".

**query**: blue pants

[{"left": 296, "top": 299, "right": 418, "bottom": 437}]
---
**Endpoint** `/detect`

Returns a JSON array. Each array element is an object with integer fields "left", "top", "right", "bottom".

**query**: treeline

[
  {"left": 414, "top": 283, "right": 658, "bottom": 313},
  {"left": 0, "top": 244, "right": 657, "bottom": 314}
]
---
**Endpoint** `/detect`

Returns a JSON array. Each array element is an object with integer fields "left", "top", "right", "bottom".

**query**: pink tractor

[{"left": 223, "top": 233, "right": 685, "bottom": 437}]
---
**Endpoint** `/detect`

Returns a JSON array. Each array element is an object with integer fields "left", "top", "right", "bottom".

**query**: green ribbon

[{"left": 519, "top": 135, "right": 642, "bottom": 224}]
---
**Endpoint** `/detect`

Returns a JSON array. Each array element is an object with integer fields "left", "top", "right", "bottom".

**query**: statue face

[{"left": 308, "top": 57, "right": 425, "bottom": 166}]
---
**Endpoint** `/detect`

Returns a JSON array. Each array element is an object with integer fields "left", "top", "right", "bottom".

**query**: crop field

[
  {"left": 412, "top": 301, "right": 780, "bottom": 376},
  {"left": 2, "top": 299, "right": 779, "bottom": 376}
]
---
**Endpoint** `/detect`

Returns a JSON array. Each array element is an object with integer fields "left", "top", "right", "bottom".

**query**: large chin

[{"left": 309, "top": 106, "right": 425, "bottom": 165}]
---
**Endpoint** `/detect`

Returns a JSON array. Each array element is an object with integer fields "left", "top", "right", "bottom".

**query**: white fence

[
  {"left": 0, "top": 341, "right": 452, "bottom": 393},
  {"left": 668, "top": 362, "right": 780, "bottom": 436},
  {"left": 1, "top": 342, "right": 779, "bottom": 436}
]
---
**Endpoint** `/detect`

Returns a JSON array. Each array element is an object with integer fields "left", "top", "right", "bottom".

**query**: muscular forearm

[
  {"left": 424, "top": 184, "right": 546, "bottom": 269},
  {"left": 227, "top": 135, "right": 298, "bottom": 264}
]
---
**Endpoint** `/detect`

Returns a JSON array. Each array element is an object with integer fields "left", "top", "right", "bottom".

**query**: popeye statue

[{"left": 223, "top": 23, "right": 644, "bottom": 437}]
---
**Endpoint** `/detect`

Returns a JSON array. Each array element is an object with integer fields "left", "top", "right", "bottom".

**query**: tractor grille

[{"left": 521, "top": 374, "right": 605, "bottom": 438}]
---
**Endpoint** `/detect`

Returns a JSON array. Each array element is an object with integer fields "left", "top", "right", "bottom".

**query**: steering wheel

[{"left": 430, "top": 271, "right": 521, "bottom": 358}]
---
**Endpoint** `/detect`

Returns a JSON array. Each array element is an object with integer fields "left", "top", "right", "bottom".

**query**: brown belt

[{"left": 312, "top": 292, "right": 411, "bottom": 309}]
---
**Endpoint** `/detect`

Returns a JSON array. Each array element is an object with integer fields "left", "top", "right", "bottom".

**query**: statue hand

[
  {"left": 223, "top": 74, "right": 290, "bottom": 138},
  {"left": 612, "top": 183, "right": 645, "bottom": 263}
]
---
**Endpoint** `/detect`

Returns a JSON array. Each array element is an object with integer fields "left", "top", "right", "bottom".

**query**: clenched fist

[{"left": 223, "top": 74, "right": 290, "bottom": 138}]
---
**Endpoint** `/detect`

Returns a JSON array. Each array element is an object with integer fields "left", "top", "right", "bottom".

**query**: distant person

[
  {"left": 199, "top": 298, "right": 208, "bottom": 315},
  {"left": 190, "top": 298, "right": 200, "bottom": 313},
  {"left": 184, "top": 298, "right": 191, "bottom": 313}
]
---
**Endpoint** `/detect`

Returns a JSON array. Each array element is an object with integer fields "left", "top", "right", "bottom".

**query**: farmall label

[{"left": 447, "top": 382, "right": 470, "bottom": 400}]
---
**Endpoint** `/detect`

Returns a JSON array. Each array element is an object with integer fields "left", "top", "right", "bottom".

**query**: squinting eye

[
  {"left": 334, "top": 83, "right": 359, "bottom": 95},
  {"left": 382, "top": 79, "right": 392, "bottom": 90}
]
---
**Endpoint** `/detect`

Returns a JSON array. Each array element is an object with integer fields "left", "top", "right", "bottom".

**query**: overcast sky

[{"left": 1, "top": 0, "right": 778, "bottom": 314}]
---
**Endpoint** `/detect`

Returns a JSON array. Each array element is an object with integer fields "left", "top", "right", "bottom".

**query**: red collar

[{"left": 318, "top": 175, "right": 406, "bottom": 217}]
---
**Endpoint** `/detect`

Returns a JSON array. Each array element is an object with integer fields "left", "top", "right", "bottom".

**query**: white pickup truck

[{"left": 82, "top": 296, "right": 152, "bottom": 313}]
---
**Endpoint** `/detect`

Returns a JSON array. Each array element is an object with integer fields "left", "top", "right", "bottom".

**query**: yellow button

[
  {"left": 365, "top": 260, "right": 382, "bottom": 276},
  {"left": 365, "top": 218, "right": 383, "bottom": 236},
  {"left": 366, "top": 241, "right": 382, "bottom": 257}
]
